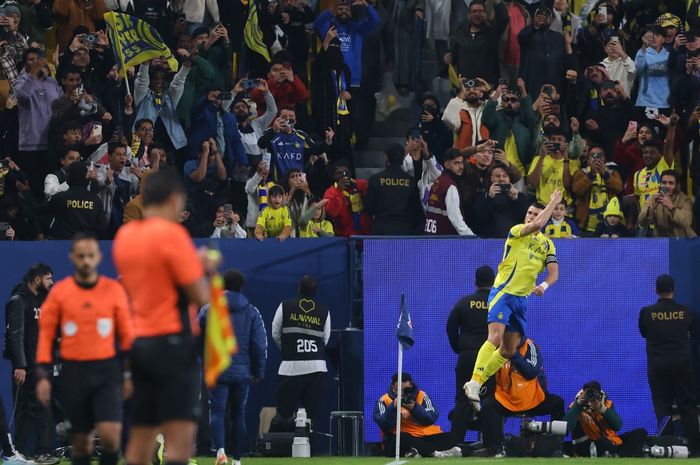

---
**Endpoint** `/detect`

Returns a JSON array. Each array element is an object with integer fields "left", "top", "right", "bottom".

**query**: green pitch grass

[{"left": 191, "top": 457, "right": 693, "bottom": 464}]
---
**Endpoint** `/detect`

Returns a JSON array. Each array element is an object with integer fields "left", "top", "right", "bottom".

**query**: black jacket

[
  {"left": 46, "top": 186, "right": 105, "bottom": 239},
  {"left": 518, "top": 25, "right": 571, "bottom": 98},
  {"left": 472, "top": 190, "right": 530, "bottom": 238},
  {"left": 365, "top": 164, "right": 424, "bottom": 235},
  {"left": 446, "top": 288, "right": 490, "bottom": 353},
  {"left": 3, "top": 283, "right": 45, "bottom": 370},
  {"left": 639, "top": 297, "right": 693, "bottom": 365}
]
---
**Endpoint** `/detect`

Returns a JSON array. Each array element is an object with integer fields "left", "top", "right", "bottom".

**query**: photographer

[
  {"left": 418, "top": 95, "right": 452, "bottom": 165},
  {"left": 480, "top": 337, "right": 565, "bottom": 457},
  {"left": 638, "top": 170, "right": 696, "bottom": 237},
  {"left": 527, "top": 127, "right": 579, "bottom": 207},
  {"left": 565, "top": 381, "right": 647, "bottom": 457},
  {"left": 472, "top": 166, "right": 529, "bottom": 238},
  {"left": 373, "top": 372, "right": 461, "bottom": 458}
]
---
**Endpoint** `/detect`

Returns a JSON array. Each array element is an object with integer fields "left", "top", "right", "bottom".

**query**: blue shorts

[{"left": 487, "top": 288, "right": 528, "bottom": 335}]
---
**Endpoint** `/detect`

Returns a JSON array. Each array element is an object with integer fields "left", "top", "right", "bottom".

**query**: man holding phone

[
  {"left": 527, "top": 127, "right": 580, "bottom": 206},
  {"left": 638, "top": 170, "right": 696, "bottom": 237}
]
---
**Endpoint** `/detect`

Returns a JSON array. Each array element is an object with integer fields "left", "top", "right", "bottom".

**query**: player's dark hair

[
  {"left": 223, "top": 269, "right": 245, "bottom": 292},
  {"left": 142, "top": 167, "right": 186, "bottom": 207},
  {"left": 24, "top": 263, "right": 53, "bottom": 284},
  {"left": 660, "top": 170, "right": 679, "bottom": 183},
  {"left": 531, "top": 202, "right": 546, "bottom": 210},
  {"left": 71, "top": 232, "right": 98, "bottom": 251},
  {"left": 299, "top": 275, "right": 318, "bottom": 298}
]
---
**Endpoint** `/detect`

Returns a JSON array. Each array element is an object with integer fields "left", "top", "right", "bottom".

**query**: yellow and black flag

[{"left": 243, "top": 0, "right": 271, "bottom": 62}]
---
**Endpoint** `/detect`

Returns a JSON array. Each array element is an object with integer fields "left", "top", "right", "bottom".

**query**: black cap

[
  {"left": 535, "top": 6, "right": 552, "bottom": 16},
  {"left": 475, "top": 265, "right": 495, "bottom": 287},
  {"left": 583, "top": 380, "right": 602, "bottom": 391},
  {"left": 385, "top": 143, "right": 406, "bottom": 166},
  {"left": 656, "top": 274, "right": 675, "bottom": 294}
]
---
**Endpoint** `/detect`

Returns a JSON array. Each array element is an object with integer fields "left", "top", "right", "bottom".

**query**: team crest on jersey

[
  {"left": 294, "top": 142, "right": 301, "bottom": 149},
  {"left": 63, "top": 321, "right": 78, "bottom": 337},
  {"left": 97, "top": 318, "right": 113, "bottom": 338},
  {"left": 497, "top": 312, "right": 504, "bottom": 320}
]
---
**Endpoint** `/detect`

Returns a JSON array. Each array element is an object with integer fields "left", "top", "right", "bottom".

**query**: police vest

[
  {"left": 425, "top": 171, "right": 458, "bottom": 235},
  {"left": 280, "top": 297, "right": 328, "bottom": 361},
  {"left": 380, "top": 391, "right": 443, "bottom": 437},
  {"left": 495, "top": 339, "right": 545, "bottom": 412},
  {"left": 577, "top": 399, "right": 622, "bottom": 446}
]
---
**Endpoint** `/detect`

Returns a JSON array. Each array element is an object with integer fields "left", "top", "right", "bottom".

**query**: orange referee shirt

[
  {"left": 37, "top": 276, "right": 134, "bottom": 364},
  {"left": 112, "top": 217, "right": 204, "bottom": 338}
]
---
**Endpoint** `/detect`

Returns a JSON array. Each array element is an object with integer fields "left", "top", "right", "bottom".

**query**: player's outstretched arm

[
  {"left": 533, "top": 262, "right": 559, "bottom": 296},
  {"left": 521, "top": 190, "right": 563, "bottom": 236}
]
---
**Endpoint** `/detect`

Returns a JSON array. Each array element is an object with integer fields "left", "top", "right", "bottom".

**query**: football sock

[
  {"left": 471, "top": 340, "right": 497, "bottom": 384},
  {"left": 481, "top": 349, "right": 510, "bottom": 382}
]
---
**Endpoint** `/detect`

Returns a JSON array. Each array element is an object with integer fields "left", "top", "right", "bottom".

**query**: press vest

[
  {"left": 280, "top": 297, "right": 328, "bottom": 362},
  {"left": 380, "top": 391, "right": 443, "bottom": 437},
  {"left": 495, "top": 339, "right": 545, "bottom": 412},
  {"left": 425, "top": 171, "right": 458, "bottom": 235},
  {"left": 578, "top": 400, "right": 622, "bottom": 445}
]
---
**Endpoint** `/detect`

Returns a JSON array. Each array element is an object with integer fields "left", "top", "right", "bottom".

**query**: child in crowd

[
  {"left": 299, "top": 198, "right": 334, "bottom": 238},
  {"left": 543, "top": 200, "right": 580, "bottom": 238},
  {"left": 595, "top": 198, "right": 630, "bottom": 238},
  {"left": 254, "top": 185, "right": 292, "bottom": 241}
]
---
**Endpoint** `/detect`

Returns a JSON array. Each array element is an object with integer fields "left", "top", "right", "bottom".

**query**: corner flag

[
  {"left": 396, "top": 293, "right": 414, "bottom": 349},
  {"left": 204, "top": 274, "right": 238, "bottom": 387}
]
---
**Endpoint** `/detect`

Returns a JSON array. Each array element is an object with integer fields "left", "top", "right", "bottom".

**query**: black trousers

[
  {"left": 481, "top": 393, "right": 565, "bottom": 450},
  {"left": 13, "top": 372, "right": 52, "bottom": 455},
  {"left": 0, "top": 394, "right": 14, "bottom": 455},
  {"left": 648, "top": 359, "right": 700, "bottom": 451},
  {"left": 383, "top": 431, "right": 457, "bottom": 457},
  {"left": 276, "top": 372, "right": 324, "bottom": 421},
  {"left": 450, "top": 349, "right": 479, "bottom": 441},
  {"left": 573, "top": 428, "right": 648, "bottom": 457}
]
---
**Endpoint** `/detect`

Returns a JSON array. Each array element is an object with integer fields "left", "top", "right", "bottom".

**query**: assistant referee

[{"left": 35, "top": 233, "right": 134, "bottom": 465}]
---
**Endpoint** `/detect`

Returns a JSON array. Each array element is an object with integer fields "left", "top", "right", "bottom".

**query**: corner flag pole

[{"left": 395, "top": 343, "right": 403, "bottom": 462}]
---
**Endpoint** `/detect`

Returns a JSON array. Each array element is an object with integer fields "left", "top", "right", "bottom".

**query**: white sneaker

[
  {"left": 443, "top": 446, "right": 463, "bottom": 457},
  {"left": 232, "top": 461, "right": 241, "bottom": 465},
  {"left": 3, "top": 452, "right": 36, "bottom": 465},
  {"left": 463, "top": 380, "right": 482, "bottom": 412},
  {"left": 215, "top": 448, "right": 228, "bottom": 465}
]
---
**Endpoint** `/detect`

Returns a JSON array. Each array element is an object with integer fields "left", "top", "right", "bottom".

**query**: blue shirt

[
  {"left": 184, "top": 159, "right": 217, "bottom": 193},
  {"left": 634, "top": 47, "right": 670, "bottom": 109}
]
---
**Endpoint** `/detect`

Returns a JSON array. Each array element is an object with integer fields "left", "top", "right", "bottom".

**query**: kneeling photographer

[
  {"left": 565, "top": 381, "right": 647, "bottom": 457},
  {"left": 373, "top": 373, "right": 462, "bottom": 458}
]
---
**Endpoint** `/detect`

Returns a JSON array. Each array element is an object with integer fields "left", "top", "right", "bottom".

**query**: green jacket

[
  {"left": 177, "top": 55, "right": 216, "bottom": 129},
  {"left": 482, "top": 96, "right": 538, "bottom": 169}
]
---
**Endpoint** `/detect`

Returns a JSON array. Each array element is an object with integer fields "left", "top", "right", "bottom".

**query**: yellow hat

[
  {"left": 603, "top": 197, "right": 624, "bottom": 220},
  {"left": 656, "top": 13, "right": 681, "bottom": 29}
]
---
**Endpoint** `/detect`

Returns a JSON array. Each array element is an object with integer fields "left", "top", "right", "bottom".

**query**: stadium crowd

[{"left": 0, "top": 0, "right": 694, "bottom": 239}]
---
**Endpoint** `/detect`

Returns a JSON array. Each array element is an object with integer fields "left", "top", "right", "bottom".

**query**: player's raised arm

[
  {"left": 521, "top": 190, "right": 563, "bottom": 236},
  {"left": 534, "top": 261, "right": 558, "bottom": 296}
]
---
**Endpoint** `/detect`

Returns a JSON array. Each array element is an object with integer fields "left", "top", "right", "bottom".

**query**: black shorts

[
  {"left": 58, "top": 358, "right": 123, "bottom": 433},
  {"left": 130, "top": 335, "right": 201, "bottom": 426}
]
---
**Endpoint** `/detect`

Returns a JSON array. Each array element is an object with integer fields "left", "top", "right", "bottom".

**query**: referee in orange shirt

[
  {"left": 113, "top": 168, "right": 214, "bottom": 465},
  {"left": 35, "top": 233, "right": 134, "bottom": 465}
]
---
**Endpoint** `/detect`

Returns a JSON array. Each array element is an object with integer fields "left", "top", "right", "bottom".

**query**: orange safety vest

[
  {"left": 494, "top": 339, "right": 545, "bottom": 412},
  {"left": 380, "top": 391, "right": 443, "bottom": 438},
  {"left": 577, "top": 400, "right": 622, "bottom": 446}
]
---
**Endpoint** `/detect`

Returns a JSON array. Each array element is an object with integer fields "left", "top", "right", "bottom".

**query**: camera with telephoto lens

[
  {"left": 643, "top": 445, "right": 689, "bottom": 458},
  {"left": 584, "top": 388, "right": 602, "bottom": 401},
  {"left": 521, "top": 419, "right": 568, "bottom": 436}
]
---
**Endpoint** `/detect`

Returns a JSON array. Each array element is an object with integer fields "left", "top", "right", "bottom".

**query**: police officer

[
  {"left": 424, "top": 149, "right": 474, "bottom": 236},
  {"left": 46, "top": 161, "right": 105, "bottom": 239},
  {"left": 639, "top": 274, "right": 700, "bottom": 456},
  {"left": 271, "top": 275, "right": 330, "bottom": 426},
  {"left": 365, "top": 143, "right": 424, "bottom": 235},
  {"left": 446, "top": 266, "right": 494, "bottom": 441}
]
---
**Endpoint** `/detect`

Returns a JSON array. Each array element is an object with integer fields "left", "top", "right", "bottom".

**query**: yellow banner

[{"left": 204, "top": 274, "right": 238, "bottom": 388}]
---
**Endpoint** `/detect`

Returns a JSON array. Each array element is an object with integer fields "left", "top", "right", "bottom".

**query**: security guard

[
  {"left": 445, "top": 266, "right": 494, "bottom": 441},
  {"left": 639, "top": 274, "right": 700, "bottom": 456},
  {"left": 424, "top": 149, "right": 474, "bottom": 236},
  {"left": 271, "top": 275, "right": 330, "bottom": 426},
  {"left": 46, "top": 161, "right": 105, "bottom": 239},
  {"left": 365, "top": 143, "right": 424, "bottom": 235}
]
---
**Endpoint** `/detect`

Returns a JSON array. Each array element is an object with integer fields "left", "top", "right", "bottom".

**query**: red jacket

[
  {"left": 613, "top": 139, "right": 644, "bottom": 195},
  {"left": 323, "top": 180, "right": 373, "bottom": 238},
  {"left": 251, "top": 77, "right": 310, "bottom": 116}
]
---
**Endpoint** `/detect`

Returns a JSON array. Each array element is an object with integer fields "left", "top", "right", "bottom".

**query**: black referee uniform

[
  {"left": 446, "top": 266, "right": 494, "bottom": 441},
  {"left": 639, "top": 274, "right": 700, "bottom": 455}
]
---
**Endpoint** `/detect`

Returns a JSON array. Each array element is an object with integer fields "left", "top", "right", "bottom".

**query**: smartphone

[
  {"left": 411, "top": 128, "right": 421, "bottom": 140},
  {"left": 244, "top": 78, "right": 258, "bottom": 90},
  {"left": 543, "top": 85, "right": 554, "bottom": 98},
  {"left": 262, "top": 152, "right": 272, "bottom": 165},
  {"left": 599, "top": 5, "right": 607, "bottom": 18},
  {"left": 497, "top": 183, "right": 511, "bottom": 194},
  {"left": 548, "top": 142, "right": 561, "bottom": 152},
  {"left": 645, "top": 107, "right": 659, "bottom": 119},
  {"left": 89, "top": 161, "right": 95, "bottom": 171},
  {"left": 91, "top": 124, "right": 102, "bottom": 138},
  {"left": 498, "top": 78, "right": 507, "bottom": 86},
  {"left": 300, "top": 173, "right": 307, "bottom": 184},
  {"left": 218, "top": 91, "right": 232, "bottom": 100},
  {"left": 659, "top": 186, "right": 669, "bottom": 195},
  {"left": 628, "top": 120, "right": 638, "bottom": 133},
  {"left": 125, "top": 160, "right": 132, "bottom": 167}
]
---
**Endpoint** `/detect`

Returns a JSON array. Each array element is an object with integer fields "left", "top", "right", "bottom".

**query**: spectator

[
  {"left": 442, "top": 79, "right": 490, "bottom": 151},
  {"left": 635, "top": 25, "right": 670, "bottom": 112},
  {"left": 254, "top": 184, "right": 292, "bottom": 241},
  {"left": 95, "top": 142, "right": 140, "bottom": 236},
  {"left": 12, "top": 51, "right": 61, "bottom": 201},
  {"left": 210, "top": 204, "right": 247, "bottom": 238},
  {"left": 129, "top": 118, "right": 154, "bottom": 166},
  {"left": 199, "top": 270, "right": 266, "bottom": 464},
  {"left": 551, "top": 0, "right": 581, "bottom": 39},
  {"left": 638, "top": 170, "right": 696, "bottom": 237},
  {"left": 0, "top": 1, "right": 28, "bottom": 97},
  {"left": 572, "top": 145, "right": 623, "bottom": 235},
  {"left": 472, "top": 165, "right": 529, "bottom": 238},
  {"left": 527, "top": 127, "right": 580, "bottom": 207},
  {"left": 0, "top": 193, "right": 42, "bottom": 241},
  {"left": 257, "top": 107, "right": 332, "bottom": 183},
  {"left": 298, "top": 197, "right": 334, "bottom": 238},
  {"left": 542, "top": 200, "right": 580, "bottom": 238},
  {"left": 46, "top": 161, "right": 105, "bottom": 239},
  {"left": 565, "top": 381, "right": 648, "bottom": 457},
  {"left": 133, "top": 61, "right": 191, "bottom": 152},
  {"left": 595, "top": 197, "right": 630, "bottom": 238},
  {"left": 323, "top": 160, "right": 372, "bottom": 237},
  {"left": 244, "top": 160, "right": 273, "bottom": 233},
  {"left": 373, "top": 372, "right": 461, "bottom": 458},
  {"left": 184, "top": 139, "right": 227, "bottom": 194},
  {"left": 251, "top": 55, "right": 309, "bottom": 117},
  {"left": 634, "top": 136, "right": 675, "bottom": 223},
  {"left": 286, "top": 169, "right": 313, "bottom": 236},
  {"left": 182, "top": 177, "right": 229, "bottom": 238},
  {"left": 52, "top": 0, "right": 108, "bottom": 49},
  {"left": 58, "top": 32, "right": 115, "bottom": 98},
  {"left": 460, "top": 142, "right": 522, "bottom": 208},
  {"left": 49, "top": 66, "right": 101, "bottom": 149},
  {"left": 418, "top": 94, "right": 452, "bottom": 165},
  {"left": 499, "top": 0, "right": 529, "bottom": 86},
  {"left": 279, "top": 0, "right": 315, "bottom": 79},
  {"left": 365, "top": 143, "right": 424, "bottom": 235},
  {"left": 614, "top": 121, "right": 655, "bottom": 197},
  {"left": 518, "top": 6, "right": 572, "bottom": 99},
  {"left": 575, "top": 2, "right": 618, "bottom": 70},
  {"left": 44, "top": 146, "right": 81, "bottom": 200},
  {"left": 601, "top": 35, "right": 636, "bottom": 96},
  {"left": 176, "top": 30, "right": 219, "bottom": 131},
  {"left": 189, "top": 90, "right": 247, "bottom": 176},
  {"left": 392, "top": 0, "right": 424, "bottom": 94},
  {"left": 232, "top": 79, "right": 277, "bottom": 164},
  {"left": 401, "top": 131, "right": 441, "bottom": 209},
  {"left": 445, "top": 0, "right": 509, "bottom": 84},
  {"left": 482, "top": 80, "right": 538, "bottom": 179},
  {"left": 2, "top": 263, "right": 54, "bottom": 461},
  {"left": 313, "top": 0, "right": 380, "bottom": 89},
  {"left": 424, "top": 149, "right": 474, "bottom": 236},
  {"left": 480, "top": 337, "right": 565, "bottom": 457},
  {"left": 583, "top": 80, "right": 634, "bottom": 156}
]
